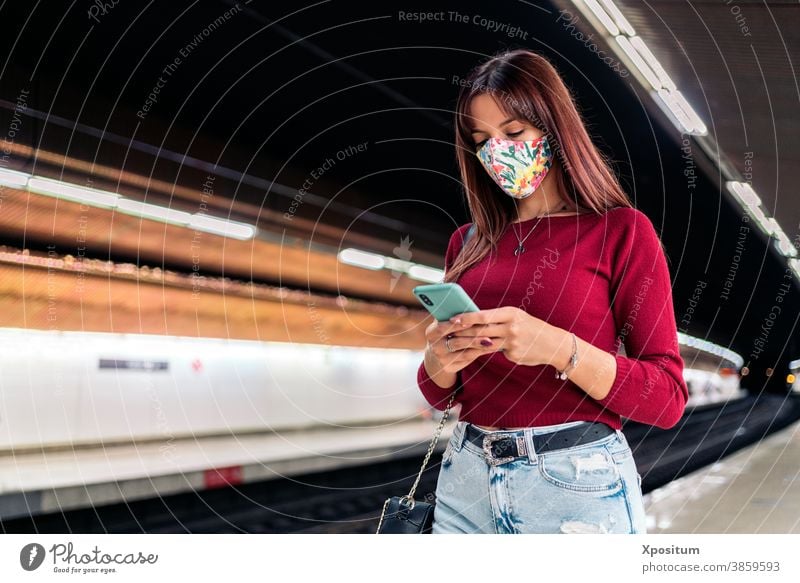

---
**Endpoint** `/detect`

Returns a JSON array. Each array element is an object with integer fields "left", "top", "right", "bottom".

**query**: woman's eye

[{"left": 474, "top": 131, "right": 523, "bottom": 149}]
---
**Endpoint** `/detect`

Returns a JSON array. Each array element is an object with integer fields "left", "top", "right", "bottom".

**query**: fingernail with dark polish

[{"left": 480, "top": 339, "right": 493, "bottom": 346}]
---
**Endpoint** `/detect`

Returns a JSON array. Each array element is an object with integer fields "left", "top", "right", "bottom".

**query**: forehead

[{"left": 467, "top": 93, "right": 519, "bottom": 131}]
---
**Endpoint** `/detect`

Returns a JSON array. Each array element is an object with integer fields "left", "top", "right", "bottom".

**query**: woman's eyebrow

[{"left": 469, "top": 117, "right": 519, "bottom": 133}]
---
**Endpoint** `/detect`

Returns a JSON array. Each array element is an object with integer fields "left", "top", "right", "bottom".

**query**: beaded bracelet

[{"left": 555, "top": 332, "right": 578, "bottom": 380}]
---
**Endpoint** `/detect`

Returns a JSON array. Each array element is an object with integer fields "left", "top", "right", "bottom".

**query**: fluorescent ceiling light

[
  {"left": 188, "top": 214, "right": 257, "bottom": 240},
  {"left": 670, "top": 90, "right": 707, "bottom": 135},
  {"left": 629, "top": 35, "right": 676, "bottom": 91},
  {"left": 726, "top": 181, "right": 761, "bottom": 208},
  {"left": 5, "top": 170, "right": 257, "bottom": 240},
  {"left": 654, "top": 89, "right": 707, "bottom": 136},
  {"left": 615, "top": 35, "right": 662, "bottom": 90},
  {"left": 383, "top": 257, "right": 414, "bottom": 272},
  {"left": 736, "top": 181, "right": 763, "bottom": 208},
  {"left": 725, "top": 181, "right": 772, "bottom": 235},
  {"left": 766, "top": 218, "right": 797, "bottom": 257},
  {"left": 726, "top": 180, "right": 744, "bottom": 202},
  {"left": 116, "top": 198, "right": 193, "bottom": 225},
  {"left": 28, "top": 176, "right": 120, "bottom": 208},
  {"left": 791, "top": 259, "right": 800, "bottom": 281},
  {"left": 599, "top": 0, "right": 635, "bottom": 36},
  {"left": 582, "top": 0, "right": 619, "bottom": 36},
  {"left": 746, "top": 204, "right": 771, "bottom": 235},
  {"left": 774, "top": 236, "right": 797, "bottom": 258},
  {"left": 338, "top": 248, "right": 386, "bottom": 270},
  {"left": 0, "top": 168, "right": 30, "bottom": 187},
  {"left": 573, "top": 1, "right": 708, "bottom": 137},
  {"left": 338, "top": 248, "right": 447, "bottom": 283},
  {"left": 655, "top": 89, "right": 695, "bottom": 134},
  {"left": 765, "top": 217, "right": 780, "bottom": 236},
  {"left": 408, "top": 264, "right": 444, "bottom": 283}
]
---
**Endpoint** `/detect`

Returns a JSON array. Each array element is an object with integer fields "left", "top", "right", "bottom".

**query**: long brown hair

[{"left": 445, "top": 49, "right": 634, "bottom": 283}]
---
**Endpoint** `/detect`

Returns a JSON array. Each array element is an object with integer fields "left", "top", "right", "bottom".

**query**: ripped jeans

[{"left": 432, "top": 420, "right": 647, "bottom": 534}]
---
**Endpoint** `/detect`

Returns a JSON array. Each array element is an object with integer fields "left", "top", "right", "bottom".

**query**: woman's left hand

[{"left": 447, "top": 306, "right": 567, "bottom": 368}]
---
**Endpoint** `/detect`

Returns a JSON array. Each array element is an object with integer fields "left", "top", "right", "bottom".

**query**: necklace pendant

[{"left": 514, "top": 243, "right": 525, "bottom": 256}]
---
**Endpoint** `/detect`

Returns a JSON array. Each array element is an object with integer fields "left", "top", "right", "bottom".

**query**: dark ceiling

[
  {"left": 0, "top": 0, "right": 798, "bottom": 388},
  {"left": 612, "top": 0, "right": 800, "bottom": 231}
]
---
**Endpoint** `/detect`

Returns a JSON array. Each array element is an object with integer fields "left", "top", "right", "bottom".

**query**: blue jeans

[{"left": 432, "top": 420, "right": 647, "bottom": 534}]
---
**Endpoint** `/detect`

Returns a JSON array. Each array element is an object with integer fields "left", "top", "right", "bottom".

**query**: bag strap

[{"left": 402, "top": 222, "right": 476, "bottom": 504}]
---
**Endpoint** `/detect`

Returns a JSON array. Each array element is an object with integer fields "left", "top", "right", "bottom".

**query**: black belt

[{"left": 464, "top": 421, "right": 615, "bottom": 466}]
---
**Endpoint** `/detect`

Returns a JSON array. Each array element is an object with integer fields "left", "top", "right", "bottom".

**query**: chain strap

[
  {"left": 377, "top": 221, "right": 471, "bottom": 533},
  {"left": 375, "top": 389, "right": 458, "bottom": 533}
]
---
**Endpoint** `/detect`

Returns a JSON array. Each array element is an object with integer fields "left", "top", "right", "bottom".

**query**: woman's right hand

[{"left": 423, "top": 317, "right": 495, "bottom": 375}]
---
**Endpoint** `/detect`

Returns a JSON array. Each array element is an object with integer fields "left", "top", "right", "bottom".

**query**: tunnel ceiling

[{"left": 0, "top": 0, "right": 797, "bottom": 385}]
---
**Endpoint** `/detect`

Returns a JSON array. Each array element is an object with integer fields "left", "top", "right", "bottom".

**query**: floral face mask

[{"left": 475, "top": 135, "right": 553, "bottom": 199}]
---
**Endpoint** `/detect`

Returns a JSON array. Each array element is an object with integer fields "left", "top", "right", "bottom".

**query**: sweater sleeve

[
  {"left": 416, "top": 224, "right": 470, "bottom": 411},
  {"left": 417, "top": 361, "right": 460, "bottom": 411},
  {"left": 595, "top": 209, "right": 689, "bottom": 429}
]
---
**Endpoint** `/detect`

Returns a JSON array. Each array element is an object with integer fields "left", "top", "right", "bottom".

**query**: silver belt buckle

[{"left": 482, "top": 433, "right": 526, "bottom": 466}]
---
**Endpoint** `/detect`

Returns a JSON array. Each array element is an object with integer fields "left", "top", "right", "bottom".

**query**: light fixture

[
  {"left": 116, "top": 198, "right": 193, "bottom": 225},
  {"left": 383, "top": 257, "right": 414, "bottom": 272},
  {"left": 28, "top": 176, "right": 120, "bottom": 208},
  {"left": 338, "top": 248, "right": 386, "bottom": 270},
  {"left": 615, "top": 35, "right": 661, "bottom": 90},
  {"left": 790, "top": 258, "right": 800, "bottom": 281},
  {"left": 670, "top": 90, "right": 707, "bottom": 135},
  {"left": 725, "top": 181, "right": 777, "bottom": 237},
  {"left": 654, "top": 89, "right": 707, "bottom": 136},
  {"left": 407, "top": 264, "right": 445, "bottom": 283},
  {"left": 572, "top": 1, "right": 707, "bottom": 136},
  {"left": 5, "top": 170, "right": 258, "bottom": 240},
  {"left": 766, "top": 218, "right": 797, "bottom": 257},
  {"left": 629, "top": 35, "right": 676, "bottom": 91},
  {"left": 726, "top": 181, "right": 761, "bottom": 208},
  {"left": 581, "top": 0, "right": 620, "bottom": 36},
  {"left": 188, "top": 214, "right": 257, "bottom": 240},
  {"left": 598, "top": 0, "right": 635, "bottom": 36},
  {"left": 655, "top": 89, "right": 695, "bottom": 134},
  {"left": 337, "top": 248, "right": 448, "bottom": 283},
  {"left": 0, "top": 168, "right": 30, "bottom": 188}
]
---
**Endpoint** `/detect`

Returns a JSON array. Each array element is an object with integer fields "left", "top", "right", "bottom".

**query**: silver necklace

[{"left": 511, "top": 205, "right": 568, "bottom": 256}]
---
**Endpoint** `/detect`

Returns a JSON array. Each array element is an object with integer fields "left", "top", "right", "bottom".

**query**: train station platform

[
  {"left": 5, "top": 403, "right": 799, "bottom": 533},
  {"left": 0, "top": 417, "right": 455, "bottom": 521},
  {"left": 643, "top": 418, "right": 800, "bottom": 533}
]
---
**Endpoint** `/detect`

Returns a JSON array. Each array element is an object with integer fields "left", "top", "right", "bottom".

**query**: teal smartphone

[{"left": 412, "top": 283, "right": 480, "bottom": 322}]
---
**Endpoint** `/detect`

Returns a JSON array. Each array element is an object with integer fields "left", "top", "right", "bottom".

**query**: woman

[{"left": 417, "top": 49, "right": 689, "bottom": 534}]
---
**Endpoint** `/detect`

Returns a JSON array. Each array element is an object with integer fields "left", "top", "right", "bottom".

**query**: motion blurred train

[
  {"left": 0, "top": 328, "right": 427, "bottom": 451},
  {"left": 683, "top": 367, "right": 746, "bottom": 405},
  {"left": 0, "top": 328, "right": 743, "bottom": 451}
]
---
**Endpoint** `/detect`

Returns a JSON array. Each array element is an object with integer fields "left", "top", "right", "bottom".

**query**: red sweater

[{"left": 417, "top": 207, "right": 689, "bottom": 430}]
